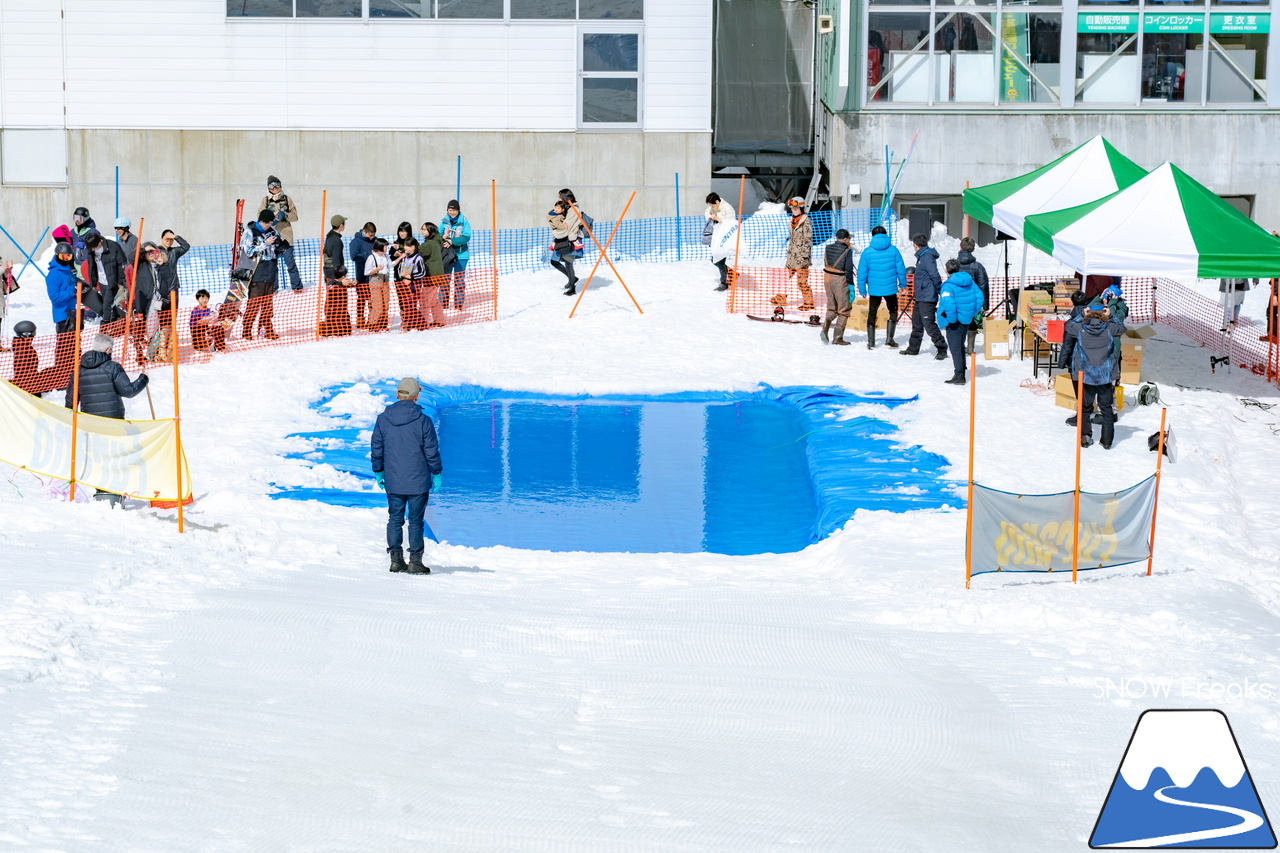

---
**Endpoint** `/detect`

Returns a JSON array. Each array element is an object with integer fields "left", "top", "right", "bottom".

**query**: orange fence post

[
  {"left": 491, "top": 179, "right": 498, "bottom": 321},
  {"left": 123, "top": 217, "right": 145, "bottom": 363},
  {"left": 69, "top": 259, "right": 84, "bottom": 502},
  {"left": 965, "top": 349, "right": 977, "bottom": 589},
  {"left": 172, "top": 288, "right": 184, "bottom": 534},
  {"left": 1072, "top": 369, "right": 1084, "bottom": 583},
  {"left": 314, "top": 190, "right": 327, "bottom": 341},
  {"left": 568, "top": 192, "right": 638, "bottom": 318},
  {"left": 1146, "top": 407, "right": 1167, "bottom": 576},
  {"left": 728, "top": 175, "right": 746, "bottom": 314}
]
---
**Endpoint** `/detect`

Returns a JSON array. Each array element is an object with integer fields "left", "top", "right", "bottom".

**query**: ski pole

[{"left": 145, "top": 384, "right": 156, "bottom": 419}]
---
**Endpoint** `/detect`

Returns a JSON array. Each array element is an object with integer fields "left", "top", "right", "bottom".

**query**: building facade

[
  {"left": 0, "top": 0, "right": 712, "bottom": 250},
  {"left": 814, "top": 0, "right": 1279, "bottom": 231}
]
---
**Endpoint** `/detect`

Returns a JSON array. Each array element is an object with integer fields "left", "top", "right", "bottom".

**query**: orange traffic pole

[
  {"left": 123, "top": 217, "right": 145, "bottom": 364},
  {"left": 314, "top": 190, "right": 327, "bottom": 341},
  {"left": 965, "top": 349, "right": 977, "bottom": 589},
  {"left": 568, "top": 192, "right": 637, "bottom": 318},
  {"left": 69, "top": 259, "right": 84, "bottom": 502},
  {"left": 491, "top": 179, "right": 498, "bottom": 321},
  {"left": 728, "top": 175, "right": 746, "bottom": 314},
  {"left": 1071, "top": 369, "right": 1084, "bottom": 583},
  {"left": 171, "top": 287, "right": 184, "bottom": 534},
  {"left": 1146, "top": 407, "right": 1167, "bottom": 576}
]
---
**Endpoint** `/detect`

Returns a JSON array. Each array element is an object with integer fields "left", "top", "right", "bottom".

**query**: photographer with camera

[
  {"left": 259, "top": 175, "right": 303, "bottom": 291},
  {"left": 236, "top": 209, "right": 282, "bottom": 340}
]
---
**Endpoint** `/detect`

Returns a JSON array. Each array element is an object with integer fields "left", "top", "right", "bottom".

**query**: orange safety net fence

[
  {"left": 726, "top": 265, "right": 916, "bottom": 324},
  {"left": 1, "top": 267, "right": 498, "bottom": 394}
]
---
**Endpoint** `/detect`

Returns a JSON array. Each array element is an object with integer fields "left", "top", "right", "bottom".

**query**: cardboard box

[
  {"left": 1119, "top": 325, "right": 1155, "bottom": 384},
  {"left": 1017, "top": 289, "right": 1055, "bottom": 324},
  {"left": 851, "top": 298, "right": 889, "bottom": 330},
  {"left": 983, "top": 318, "right": 1012, "bottom": 360},
  {"left": 1052, "top": 279, "right": 1081, "bottom": 310},
  {"left": 1054, "top": 374, "right": 1125, "bottom": 411}
]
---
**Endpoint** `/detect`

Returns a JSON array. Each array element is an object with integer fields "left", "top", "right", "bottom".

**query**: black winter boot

[
  {"left": 407, "top": 554, "right": 431, "bottom": 574},
  {"left": 934, "top": 348, "right": 948, "bottom": 361},
  {"left": 389, "top": 551, "right": 408, "bottom": 572},
  {"left": 944, "top": 373, "right": 966, "bottom": 385},
  {"left": 866, "top": 322, "right": 877, "bottom": 350},
  {"left": 885, "top": 328, "right": 899, "bottom": 349}
]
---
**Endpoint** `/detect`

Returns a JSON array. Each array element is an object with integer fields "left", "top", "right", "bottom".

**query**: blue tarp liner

[{"left": 272, "top": 382, "right": 959, "bottom": 555}]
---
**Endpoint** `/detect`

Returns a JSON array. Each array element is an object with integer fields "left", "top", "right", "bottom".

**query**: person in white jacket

[{"left": 704, "top": 192, "right": 736, "bottom": 291}]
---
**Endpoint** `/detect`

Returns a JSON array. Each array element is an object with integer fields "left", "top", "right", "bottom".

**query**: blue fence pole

[
  {"left": 675, "top": 172, "right": 681, "bottom": 262},
  {"left": 115, "top": 167, "right": 119, "bottom": 220},
  {"left": 456, "top": 156, "right": 461, "bottom": 204}
]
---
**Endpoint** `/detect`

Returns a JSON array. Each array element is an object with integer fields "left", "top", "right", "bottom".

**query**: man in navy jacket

[
  {"left": 902, "top": 233, "right": 947, "bottom": 360},
  {"left": 371, "top": 377, "right": 443, "bottom": 574}
]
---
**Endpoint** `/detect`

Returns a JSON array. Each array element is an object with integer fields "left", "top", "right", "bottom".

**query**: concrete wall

[
  {"left": 0, "top": 129, "right": 712, "bottom": 255},
  {"left": 825, "top": 111, "right": 1280, "bottom": 228}
]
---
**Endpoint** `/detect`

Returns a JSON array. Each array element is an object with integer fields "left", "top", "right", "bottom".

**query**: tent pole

[{"left": 1020, "top": 239, "right": 1028, "bottom": 294}]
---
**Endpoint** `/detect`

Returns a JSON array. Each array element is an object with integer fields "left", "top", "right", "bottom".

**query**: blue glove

[
  {"left": 431, "top": 473, "right": 442, "bottom": 492},
  {"left": 374, "top": 472, "right": 385, "bottom": 490}
]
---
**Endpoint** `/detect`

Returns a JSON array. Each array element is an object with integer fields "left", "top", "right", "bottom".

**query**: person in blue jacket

[
  {"left": 440, "top": 200, "right": 471, "bottom": 310},
  {"left": 371, "top": 377, "right": 443, "bottom": 574},
  {"left": 902, "top": 233, "right": 947, "bottom": 360},
  {"left": 47, "top": 242, "right": 80, "bottom": 333},
  {"left": 936, "top": 258, "right": 984, "bottom": 385},
  {"left": 856, "top": 224, "right": 907, "bottom": 349}
]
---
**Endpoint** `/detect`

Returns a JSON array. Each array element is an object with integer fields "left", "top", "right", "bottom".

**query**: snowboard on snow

[{"left": 748, "top": 308, "right": 822, "bottom": 326}]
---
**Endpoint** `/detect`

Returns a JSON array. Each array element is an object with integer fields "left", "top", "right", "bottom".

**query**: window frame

[
  {"left": 226, "top": 0, "right": 646, "bottom": 21},
  {"left": 576, "top": 24, "right": 644, "bottom": 130},
  {"left": 859, "top": 0, "right": 1271, "bottom": 108}
]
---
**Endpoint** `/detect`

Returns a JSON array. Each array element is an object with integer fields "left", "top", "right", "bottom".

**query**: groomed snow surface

[{"left": 2, "top": 253, "right": 1280, "bottom": 851}]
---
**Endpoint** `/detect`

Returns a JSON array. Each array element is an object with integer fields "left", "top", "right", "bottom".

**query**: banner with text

[
  {"left": 969, "top": 477, "right": 1156, "bottom": 575},
  {"left": 0, "top": 380, "right": 192, "bottom": 501}
]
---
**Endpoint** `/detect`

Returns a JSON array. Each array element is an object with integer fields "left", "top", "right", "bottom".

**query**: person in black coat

[
  {"left": 84, "top": 231, "right": 128, "bottom": 325},
  {"left": 902, "top": 233, "right": 946, "bottom": 359},
  {"left": 320, "top": 215, "right": 353, "bottom": 338},
  {"left": 348, "top": 222, "right": 376, "bottom": 330},
  {"left": 371, "top": 377, "right": 443, "bottom": 574},
  {"left": 64, "top": 334, "right": 149, "bottom": 505},
  {"left": 156, "top": 231, "right": 190, "bottom": 310}
]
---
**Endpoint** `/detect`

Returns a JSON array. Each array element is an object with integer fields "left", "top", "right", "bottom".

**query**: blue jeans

[
  {"left": 386, "top": 492, "right": 429, "bottom": 556},
  {"left": 279, "top": 244, "right": 303, "bottom": 291},
  {"left": 444, "top": 257, "right": 469, "bottom": 308}
]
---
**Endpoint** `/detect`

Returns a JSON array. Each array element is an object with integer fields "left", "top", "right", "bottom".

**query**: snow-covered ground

[{"left": 2, "top": 250, "right": 1280, "bottom": 851}]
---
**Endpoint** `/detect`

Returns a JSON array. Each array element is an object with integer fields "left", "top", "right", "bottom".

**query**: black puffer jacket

[
  {"left": 956, "top": 249, "right": 990, "bottom": 310},
  {"left": 64, "top": 350, "right": 149, "bottom": 419}
]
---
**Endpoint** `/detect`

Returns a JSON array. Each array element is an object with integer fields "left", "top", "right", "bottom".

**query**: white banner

[
  {"left": 0, "top": 379, "right": 191, "bottom": 501},
  {"left": 970, "top": 477, "right": 1157, "bottom": 575}
]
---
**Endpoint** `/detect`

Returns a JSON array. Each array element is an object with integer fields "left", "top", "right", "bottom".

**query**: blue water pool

[{"left": 273, "top": 383, "right": 957, "bottom": 555}]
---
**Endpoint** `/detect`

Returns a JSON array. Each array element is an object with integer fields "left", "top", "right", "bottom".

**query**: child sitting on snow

[{"left": 190, "top": 289, "right": 227, "bottom": 352}]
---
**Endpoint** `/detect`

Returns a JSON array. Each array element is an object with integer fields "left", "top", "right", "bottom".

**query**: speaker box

[{"left": 908, "top": 207, "right": 932, "bottom": 241}]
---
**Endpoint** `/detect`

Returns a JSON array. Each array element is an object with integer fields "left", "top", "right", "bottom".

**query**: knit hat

[
  {"left": 396, "top": 377, "right": 421, "bottom": 398},
  {"left": 447, "top": 199, "right": 460, "bottom": 212},
  {"left": 267, "top": 175, "right": 282, "bottom": 188}
]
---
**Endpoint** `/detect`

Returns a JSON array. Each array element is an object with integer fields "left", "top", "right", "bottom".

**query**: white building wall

[{"left": 0, "top": 0, "right": 710, "bottom": 133}]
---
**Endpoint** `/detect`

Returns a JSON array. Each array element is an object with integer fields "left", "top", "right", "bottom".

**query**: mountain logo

[{"left": 1091, "top": 709, "right": 1277, "bottom": 849}]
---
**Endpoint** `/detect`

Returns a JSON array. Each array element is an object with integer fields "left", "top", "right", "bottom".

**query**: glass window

[
  {"left": 1142, "top": 13, "right": 1205, "bottom": 101},
  {"left": 439, "top": 0, "right": 503, "bottom": 17},
  {"left": 511, "top": 0, "right": 576, "bottom": 18},
  {"left": 1205, "top": 24, "right": 1267, "bottom": 101},
  {"left": 583, "top": 33, "right": 639, "bottom": 71},
  {"left": 867, "top": 12, "right": 932, "bottom": 102},
  {"left": 582, "top": 78, "right": 639, "bottom": 122},
  {"left": 1000, "top": 12, "right": 1062, "bottom": 102},
  {"left": 295, "top": 0, "right": 361, "bottom": 15},
  {"left": 228, "top": 0, "right": 293, "bottom": 15},
  {"left": 935, "top": 12, "right": 996, "bottom": 102},
  {"left": 1076, "top": 22, "right": 1140, "bottom": 103},
  {"left": 580, "top": 0, "right": 644, "bottom": 19},
  {"left": 370, "top": 0, "right": 432, "bottom": 16}
]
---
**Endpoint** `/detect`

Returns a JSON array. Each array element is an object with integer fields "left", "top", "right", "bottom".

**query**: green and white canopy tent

[
  {"left": 962, "top": 136, "right": 1147, "bottom": 241},
  {"left": 1023, "top": 162, "right": 1280, "bottom": 281}
]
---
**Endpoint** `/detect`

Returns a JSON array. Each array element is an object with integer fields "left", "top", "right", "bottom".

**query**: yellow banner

[{"left": 0, "top": 379, "right": 191, "bottom": 501}]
